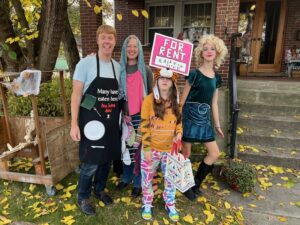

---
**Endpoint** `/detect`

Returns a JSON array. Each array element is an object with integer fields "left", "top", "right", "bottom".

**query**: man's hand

[{"left": 70, "top": 125, "right": 81, "bottom": 141}]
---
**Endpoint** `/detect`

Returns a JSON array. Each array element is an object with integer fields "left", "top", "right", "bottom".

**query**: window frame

[{"left": 145, "top": 0, "right": 216, "bottom": 45}]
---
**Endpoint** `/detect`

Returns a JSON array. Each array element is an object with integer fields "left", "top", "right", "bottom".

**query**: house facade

[{"left": 80, "top": 0, "right": 300, "bottom": 82}]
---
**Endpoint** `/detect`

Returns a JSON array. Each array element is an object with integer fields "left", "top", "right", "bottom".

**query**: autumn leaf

[
  {"left": 94, "top": 5, "right": 103, "bottom": 14},
  {"left": 65, "top": 184, "right": 77, "bottom": 192},
  {"left": 99, "top": 201, "right": 105, "bottom": 207},
  {"left": 224, "top": 201, "right": 231, "bottom": 209},
  {"left": 55, "top": 184, "right": 64, "bottom": 191},
  {"left": 183, "top": 214, "right": 194, "bottom": 224},
  {"left": 277, "top": 216, "right": 288, "bottom": 222},
  {"left": 235, "top": 211, "right": 244, "bottom": 221},
  {"left": 243, "top": 192, "right": 251, "bottom": 198},
  {"left": 0, "top": 197, "right": 8, "bottom": 205},
  {"left": 61, "top": 215, "right": 75, "bottom": 225},
  {"left": 116, "top": 13, "right": 123, "bottom": 21},
  {"left": 131, "top": 10, "right": 139, "bottom": 17},
  {"left": 280, "top": 177, "right": 289, "bottom": 181},
  {"left": 197, "top": 196, "right": 207, "bottom": 203},
  {"left": 29, "top": 184, "right": 36, "bottom": 192},
  {"left": 203, "top": 210, "right": 215, "bottom": 223},
  {"left": 141, "top": 10, "right": 149, "bottom": 18},
  {"left": 163, "top": 217, "right": 169, "bottom": 224},
  {"left": 0, "top": 215, "right": 12, "bottom": 224},
  {"left": 283, "top": 179, "right": 295, "bottom": 189},
  {"left": 84, "top": 0, "right": 91, "bottom": 8},
  {"left": 124, "top": 210, "right": 128, "bottom": 220},
  {"left": 153, "top": 220, "right": 159, "bottom": 225},
  {"left": 248, "top": 204, "right": 257, "bottom": 208},
  {"left": 121, "top": 197, "right": 131, "bottom": 204},
  {"left": 63, "top": 204, "right": 77, "bottom": 212}
]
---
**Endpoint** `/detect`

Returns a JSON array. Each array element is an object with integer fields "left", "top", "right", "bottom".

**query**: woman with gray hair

[{"left": 117, "top": 35, "right": 153, "bottom": 197}]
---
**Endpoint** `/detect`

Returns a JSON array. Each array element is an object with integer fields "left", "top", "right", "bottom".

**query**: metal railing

[{"left": 228, "top": 33, "right": 241, "bottom": 158}]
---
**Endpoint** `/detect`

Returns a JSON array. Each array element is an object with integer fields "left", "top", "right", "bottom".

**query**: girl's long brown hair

[{"left": 153, "top": 82, "right": 181, "bottom": 124}]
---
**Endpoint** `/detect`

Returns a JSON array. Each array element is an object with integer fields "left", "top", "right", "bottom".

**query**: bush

[
  {"left": 223, "top": 159, "right": 256, "bottom": 193},
  {"left": 7, "top": 77, "right": 72, "bottom": 117}
]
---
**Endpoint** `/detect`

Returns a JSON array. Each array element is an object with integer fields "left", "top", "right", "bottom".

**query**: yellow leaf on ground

[
  {"left": 277, "top": 216, "right": 288, "bottom": 222},
  {"left": 203, "top": 210, "right": 215, "bottom": 223},
  {"left": 257, "top": 195, "right": 265, "bottom": 200},
  {"left": 0, "top": 197, "right": 8, "bottom": 205},
  {"left": 65, "top": 184, "right": 77, "bottom": 192},
  {"left": 99, "top": 201, "right": 105, "bottom": 207},
  {"left": 2, "top": 210, "right": 9, "bottom": 215},
  {"left": 84, "top": 0, "right": 91, "bottom": 8},
  {"left": 224, "top": 201, "right": 231, "bottom": 209},
  {"left": 163, "top": 217, "right": 169, "bottom": 224},
  {"left": 132, "top": 10, "right": 139, "bottom": 17},
  {"left": 281, "top": 177, "right": 289, "bottom": 181},
  {"left": 141, "top": 10, "right": 149, "bottom": 18},
  {"left": 0, "top": 215, "right": 12, "bottom": 224},
  {"left": 121, "top": 197, "right": 131, "bottom": 204},
  {"left": 63, "top": 204, "right": 77, "bottom": 212},
  {"left": 29, "top": 184, "right": 36, "bottom": 192},
  {"left": 197, "top": 196, "right": 207, "bottom": 203},
  {"left": 61, "top": 215, "right": 75, "bottom": 225},
  {"left": 55, "top": 184, "right": 64, "bottom": 190},
  {"left": 183, "top": 214, "right": 194, "bottom": 224},
  {"left": 236, "top": 211, "right": 244, "bottom": 221},
  {"left": 153, "top": 220, "right": 159, "bottom": 225},
  {"left": 248, "top": 204, "right": 257, "bottom": 208},
  {"left": 243, "top": 192, "right": 251, "bottom": 198},
  {"left": 60, "top": 191, "right": 71, "bottom": 199}
]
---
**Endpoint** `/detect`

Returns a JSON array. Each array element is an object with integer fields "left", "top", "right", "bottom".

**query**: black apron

[{"left": 78, "top": 54, "right": 121, "bottom": 164}]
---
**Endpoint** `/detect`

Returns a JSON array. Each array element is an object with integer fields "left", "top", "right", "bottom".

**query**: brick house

[{"left": 80, "top": 0, "right": 300, "bottom": 83}]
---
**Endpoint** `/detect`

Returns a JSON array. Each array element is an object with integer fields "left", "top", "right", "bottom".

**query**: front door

[{"left": 238, "top": 0, "right": 287, "bottom": 74}]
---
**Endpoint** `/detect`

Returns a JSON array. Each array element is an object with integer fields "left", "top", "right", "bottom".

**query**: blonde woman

[{"left": 180, "top": 34, "right": 228, "bottom": 201}]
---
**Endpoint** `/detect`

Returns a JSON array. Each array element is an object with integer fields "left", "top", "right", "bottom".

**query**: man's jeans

[{"left": 77, "top": 161, "right": 111, "bottom": 201}]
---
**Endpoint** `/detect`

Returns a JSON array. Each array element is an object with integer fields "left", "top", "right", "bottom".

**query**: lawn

[{"left": 0, "top": 156, "right": 244, "bottom": 225}]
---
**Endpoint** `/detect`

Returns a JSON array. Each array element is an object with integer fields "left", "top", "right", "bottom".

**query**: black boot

[{"left": 192, "top": 161, "right": 212, "bottom": 196}]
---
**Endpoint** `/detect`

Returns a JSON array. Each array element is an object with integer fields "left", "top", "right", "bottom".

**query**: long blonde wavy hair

[{"left": 194, "top": 34, "right": 228, "bottom": 69}]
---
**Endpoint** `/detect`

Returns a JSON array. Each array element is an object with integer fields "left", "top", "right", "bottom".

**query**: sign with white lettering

[{"left": 150, "top": 33, "right": 193, "bottom": 76}]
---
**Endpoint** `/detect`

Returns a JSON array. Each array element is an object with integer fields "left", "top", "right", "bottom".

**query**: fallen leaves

[
  {"left": 183, "top": 214, "right": 194, "bottom": 224},
  {"left": 61, "top": 215, "right": 75, "bottom": 225},
  {"left": 277, "top": 216, "right": 288, "bottom": 222}
]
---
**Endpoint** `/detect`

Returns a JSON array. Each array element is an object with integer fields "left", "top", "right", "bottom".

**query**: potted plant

[{"left": 222, "top": 159, "right": 256, "bottom": 193}]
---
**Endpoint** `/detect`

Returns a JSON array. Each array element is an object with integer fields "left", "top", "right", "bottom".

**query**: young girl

[
  {"left": 181, "top": 34, "right": 228, "bottom": 201},
  {"left": 118, "top": 35, "right": 153, "bottom": 197},
  {"left": 140, "top": 68, "right": 182, "bottom": 222}
]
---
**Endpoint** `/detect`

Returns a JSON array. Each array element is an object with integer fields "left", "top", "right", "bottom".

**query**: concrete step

[
  {"left": 238, "top": 114, "right": 300, "bottom": 134},
  {"left": 237, "top": 144, "right": 300, "bottom": 169},
  {"left": 239, "top": 103, "right": 300, "bottom": 117},
  {"left": 237, "top": 89, "right": 300, "bottom": 106},
  {"left": 237, "top": 132, "right": 300, "bottom": 149},
  {"left": 237, "top": 79, "right": 300, "bottom": 92}
]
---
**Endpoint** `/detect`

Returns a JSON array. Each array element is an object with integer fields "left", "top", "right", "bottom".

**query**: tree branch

[
  {"left": 11, "top": 0, "right": 35, "bottom": 65},
  {"left": 0, "top": 0, "right": 24, "bottom": 71}
]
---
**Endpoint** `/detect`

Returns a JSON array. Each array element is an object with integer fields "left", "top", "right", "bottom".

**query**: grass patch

[{"left": 0, "top": 160, "right": 244, "bottom": 225}]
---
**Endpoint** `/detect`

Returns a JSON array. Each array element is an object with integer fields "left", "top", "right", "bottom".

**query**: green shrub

[
  {"left": 223, "top": 159, "right": 256, "bottom": 193},
  {"left": 7, "top": 77, "right": 72, "bottom": 117}
]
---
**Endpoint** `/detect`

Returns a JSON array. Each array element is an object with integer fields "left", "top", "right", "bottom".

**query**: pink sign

[{"left": 150, "top": 33, "right": 193, "bottom": 76}]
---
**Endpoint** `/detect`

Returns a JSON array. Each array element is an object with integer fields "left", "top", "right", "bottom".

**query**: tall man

[{"left": 70, "top": 25, "right": 121, "bottom": 215}]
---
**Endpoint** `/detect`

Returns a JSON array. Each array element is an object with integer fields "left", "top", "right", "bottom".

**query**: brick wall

[
  {"left": 283, "top": 0, "right": 300, "bottom": 69},
  {"left": 214, "top": 0, "right": 240, "bottom": 83},
  {"left": 115, "top": 0, "right": 145, "bottom": 47},
  {"left": 80, "top": 0, "right": 240, "bottom": 85},
  {"left": 79, "top": 0, "right": 102, "bottom": 56}
]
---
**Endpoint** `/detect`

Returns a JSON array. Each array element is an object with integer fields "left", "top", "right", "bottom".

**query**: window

[
  {"left": 183, "top": 3, "right": 212, "bottom": 46},
  {"left": 148, "top": 5, "right": 175, "bottom": 44},
  {"left": 146, "top": 0, "right": 215, "bottom": 46}
]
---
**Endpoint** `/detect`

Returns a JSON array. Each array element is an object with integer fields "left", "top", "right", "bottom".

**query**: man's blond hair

[{"left": 96, "top": 25, "right": 117, "bottom": 39}]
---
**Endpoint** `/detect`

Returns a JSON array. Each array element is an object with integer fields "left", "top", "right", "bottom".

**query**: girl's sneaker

[
  {"left": 165, "top": 204, "right": 179, "bottom": 222},
  {"left": 141, "top": 205, "right": 152, "bottom": 220}
]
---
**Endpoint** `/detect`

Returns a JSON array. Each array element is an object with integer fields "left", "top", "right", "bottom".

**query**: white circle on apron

[{"left": 84, "top": 120, "right": 105, "bottom": 141}]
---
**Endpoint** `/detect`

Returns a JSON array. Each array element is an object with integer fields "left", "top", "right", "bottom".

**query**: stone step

[
  {"left": 237, "top": 132, "right": 300, "bottom": 149},
  {"left": 237, "top": 144, "right": 300, "bottom": 169},
  {"left": 237, "top": 79, "right": 300, "bottom": 92},
  {"left": 237, "top": 89, "right": 300, "bottom": 106},
  {"left": 238, "top": 114, "right": 300, "bottom": 135},
  {"left": 238, "top": 103, "right": 300, "bottom": 117}
]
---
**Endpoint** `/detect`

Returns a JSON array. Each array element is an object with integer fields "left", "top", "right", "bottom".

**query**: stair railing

[{"left": 228, "top": 33, "right": 241, "bottom": 158}]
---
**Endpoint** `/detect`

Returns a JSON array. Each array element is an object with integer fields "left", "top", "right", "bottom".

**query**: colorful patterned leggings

[{"left": 141, "top": 150, "right": 176, "bottom": 206}]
